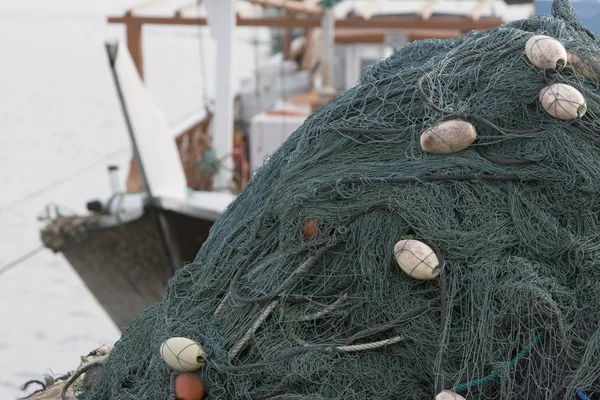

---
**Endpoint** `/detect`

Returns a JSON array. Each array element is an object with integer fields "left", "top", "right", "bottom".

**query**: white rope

[
  {"left": 227, "top": 252, "right": 324, "bottom": 359},
  {"left": 330, "top": 335, "right": 405, "bottom": 353},
  {"left": 293, "top": 332, "right": 405, "bottom": 353},
  {"left": 213, "top": 293, "right": 229, "bottom": 316},
  {"left": 214, "top": 253, "right": 285, "bottom": 316},
  {"left": 297, "top": 293, "right": 348, "bottom": 321},
  {"left": 228, "top": 301, "right": 278, "bottom": 361}
]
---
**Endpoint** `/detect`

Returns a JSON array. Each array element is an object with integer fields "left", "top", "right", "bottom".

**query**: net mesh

[{"left": 77, "top": 0, "right": 600, "bottom": 398}]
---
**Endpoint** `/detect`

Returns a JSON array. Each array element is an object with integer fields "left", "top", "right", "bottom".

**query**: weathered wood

[
  {"left": 126, "top": 115, "right": 215, "bottom": 194},
  {"left": 41, "top": 209, "right": 215, "bottom": 330},
  {"left": 108, "top": 14, "right": 504, "bottom": 31},
  {"left": 124, "top": 13, "right": 144, "bottom": 80},
  {"left": 282, "top": 10, "right": 293, "bottom": 59},
  {"left": 334, "top": 28, "right": 462, "bottom": 43}
]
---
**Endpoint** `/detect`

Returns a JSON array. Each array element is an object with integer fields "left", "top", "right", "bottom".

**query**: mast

[{"left": 204, "top": 0, "right": 236, "bottom": 192}]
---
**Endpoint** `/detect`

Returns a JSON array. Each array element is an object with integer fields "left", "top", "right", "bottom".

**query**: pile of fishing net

[{"left": 71, "top": 0, "right": 600, "bottom": 398}]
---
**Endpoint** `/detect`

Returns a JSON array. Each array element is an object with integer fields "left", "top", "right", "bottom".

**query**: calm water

[{"left": 0, "top": 1, "right": 264, "bottom": 397}]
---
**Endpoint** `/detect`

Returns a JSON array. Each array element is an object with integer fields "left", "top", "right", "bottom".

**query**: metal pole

[{"left": 204, "top": 0, "right": 235, "bottom": 192}]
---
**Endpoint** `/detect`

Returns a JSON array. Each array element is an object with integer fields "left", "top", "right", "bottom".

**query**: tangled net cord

[
  {"left": 217, "top": 206, "right": 432, "bottom": 367},
  {"left": 60, "top": 362, "right": 103, "bottom": 400},
  {"left": 70, "top": 2, "right": 600, "bottom": 397},
  {"left": 314, "top": 37, "right": 600, "bottom": 180},
  {"left": 208, "top": 203, "right": 546, "bottom": 399},
  {"left": 59, "top": 361, "right": 183, "bottom": 400},
  {"left": 217, "top": 35, "right": 564, "bottom": 397}
]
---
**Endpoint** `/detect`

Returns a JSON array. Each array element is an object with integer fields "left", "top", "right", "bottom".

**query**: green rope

[{"left": 451, "top": 331, "right": 545, "bottom": 393}]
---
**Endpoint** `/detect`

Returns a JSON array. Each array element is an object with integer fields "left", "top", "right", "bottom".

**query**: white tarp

[{"left": 110, "top": 43, "right": 188, "bottom": 201}]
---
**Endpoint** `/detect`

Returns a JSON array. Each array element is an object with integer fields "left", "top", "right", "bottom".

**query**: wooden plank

[
  {"left": 282, "top": 10, "right": 294, "bottom": 59},
  {"left": 174, "top": 2, "right": 200, "bottom": 18},
  {"left": 334, "top": 28, "right": 462, "bottom": 44},
  {"left": 125, "top": 15, "right": 144, "bottom": 80},
  {"left": 108, "top": 14, "right": 504, "bottom": 31}
]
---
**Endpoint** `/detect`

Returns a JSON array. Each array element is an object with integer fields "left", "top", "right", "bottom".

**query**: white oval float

[
  {"left": 435, "top": 391, "right": 466, "bottom": 400},
  {"left": 160, "top": 337, "right": 206, "bottom": 372},
  {"left": 525, "top": 35, "right": 567, "bottom": 70},
  {"left": 420, "top": 120, "right": 477, "bottom": 155},
  {"left": 394, "top": 239, "right": 441, "bottom": 280},
  {"left": 539, "top": 83, "right": 586, "bottom": 120}
]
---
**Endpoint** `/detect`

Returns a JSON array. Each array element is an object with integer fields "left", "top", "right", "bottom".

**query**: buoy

[
  {"left": 525, "top": 35, "right": 567, "bottom": 70},
  {"left": 175, "top": 374, "right": 206, "bottom": 400},
  {"left": 539, "top": 83, "right": 586, "bottom": 120},
  {"left": 160, "top": 337, "right": 206, "bottom": 372},
  {"left": 435, "top": 391, "right": 465, "bottom": 400},
  {"left": 303, "top": 219, "right": 319, "bottom": 240},
  {"left": 394, "top": 239, "right": 441, "bottom": 280},
  {"left": 420, "top": 120, "right": 477, "bottom": 155}
]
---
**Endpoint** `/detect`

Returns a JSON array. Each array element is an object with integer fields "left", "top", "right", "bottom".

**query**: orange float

[
  {"left": 303, "top": 219, "right": 319, "bottom": 240},
  {"left": 175, "top": 374, "right": 205, "bottom": 400}
]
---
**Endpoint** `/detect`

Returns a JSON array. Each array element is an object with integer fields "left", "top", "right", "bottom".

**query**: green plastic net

[{"left": 75, "top": 0, "right": 600, "bottom": 398}]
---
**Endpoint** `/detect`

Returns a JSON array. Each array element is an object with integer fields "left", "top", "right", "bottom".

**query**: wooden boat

[{"left": 40, "top": 0, "right": 533, "bottom": 331}]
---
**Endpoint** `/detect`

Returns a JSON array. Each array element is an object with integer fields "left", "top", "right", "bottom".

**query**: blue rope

[{"left": 577, "top": 390, "right": 591, "bottom": 400}]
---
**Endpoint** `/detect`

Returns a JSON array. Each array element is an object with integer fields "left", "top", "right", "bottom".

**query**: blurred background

[
  {"left": 0, "top": 0, "right": 269, "bottom": 397},
  {"left": 0, "top": 0, "right": 589, "bottom": 398}
]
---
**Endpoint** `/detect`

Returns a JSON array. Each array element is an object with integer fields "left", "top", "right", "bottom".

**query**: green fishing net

[{"left": 75, "top": 0, "right": 600, "bottom": 398}]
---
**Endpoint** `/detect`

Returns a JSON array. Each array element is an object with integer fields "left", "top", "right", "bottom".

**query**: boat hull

[{"left": 41, "top": 207, "right": 214, "bottom": 330}]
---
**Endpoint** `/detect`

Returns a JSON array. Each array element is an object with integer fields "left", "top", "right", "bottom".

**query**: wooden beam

[
  {"left": 174, "top": 2, "right": 200, "bottom": 18},
  {"left": 282, "top": 10, "right": 293, "bottom": 59},
  {"left": 124, "top": 13, "right": 144, "bottom": 80},
  {"left": 334, "top": 28, "right": 462, "bottom": 44},
  {"left": 419, "top": 0, "right": 441, "bottom": 20},
  {"left": 108, "top": 14, "right": 504, "bottom": 31},
  {"left": 470, "top": 0, "right": 494, "bottom": 21}
]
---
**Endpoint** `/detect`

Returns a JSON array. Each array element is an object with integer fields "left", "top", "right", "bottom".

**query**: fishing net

[{"left": 74, "top": 0, "right": 600, "bottom": 398}]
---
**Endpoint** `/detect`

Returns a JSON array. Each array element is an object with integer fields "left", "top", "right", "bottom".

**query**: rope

[
  {"left": 315, "top": 174, "right": 539, "bottom": 194},
  {"left": 213, "top": 293, "right": 230, "bottom": 316},
  {"left": 476, "top": 146, "right": 536, "bottom": 167},
  {"left": 61, "top": 361, "right": 103, "bottom": 400},
  {"left": 229, "top": 247, "right": 332, "bottom": 304},
  {"left": 229, "top": 301, "right": 279, "bottom": 361},
  {"left": 283, "top": 278, "right": 354, "bottom": 305},
  {"left": 297, "top": 293, "right": 348, "bottom": 321},
  {"left": 168, "top": 373, "right": 177, "bottom": 400},
  {"left": 329, "top": 336, "right": 405, "bottom": 352},
  {"left": 451, "top": 331, "right": 545, "bottom": 392},
  {"left": 19, "top": 380, "right": 47, "bottom": 400},
  {"left": 577, "top": 389, "right": 592, "bottom": 400},
  {"left": 219, "top": 301, "right": 440, "bottom": 374},
  {"left": 0, "top": 146, "right": 129, "bottom": 216},
  {"left": 416, "top": 33, "right": 528, "bottom": 113},
  {"left": 0, "top": 245, "right": 45, "bottom": 276}
]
